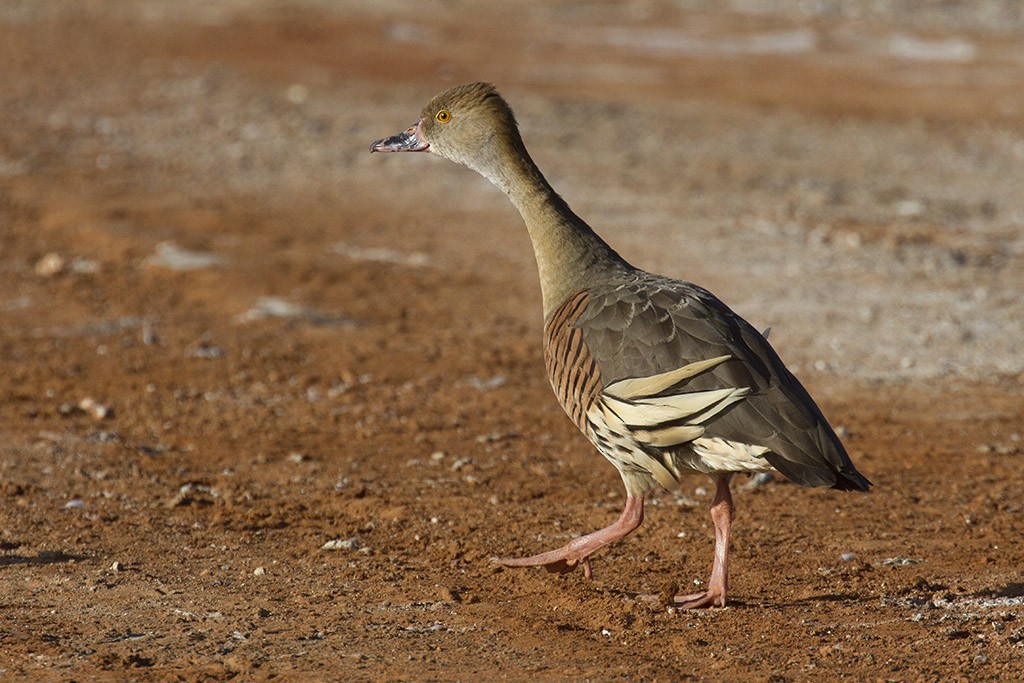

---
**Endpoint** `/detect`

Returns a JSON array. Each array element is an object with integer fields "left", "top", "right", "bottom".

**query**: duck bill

[{"left": 370, "top": 120, "right": 430, "bottom": 153}]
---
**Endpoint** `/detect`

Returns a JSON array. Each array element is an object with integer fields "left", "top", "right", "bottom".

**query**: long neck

[{"left": 477, "top": 142, "right": 629, "bottom": 319}]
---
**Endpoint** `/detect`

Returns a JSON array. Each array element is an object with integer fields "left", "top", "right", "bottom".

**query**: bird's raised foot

[
  {"left": 492, "top": 550, "right": 594, "bottom": 579},
  {"left": 491, "top": 495, "right": 644, "bottom": 583}
]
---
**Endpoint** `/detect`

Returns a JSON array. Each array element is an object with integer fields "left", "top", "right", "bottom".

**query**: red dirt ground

[{"left": 2, "top": 2, "right": 1022, "bottom": 680}]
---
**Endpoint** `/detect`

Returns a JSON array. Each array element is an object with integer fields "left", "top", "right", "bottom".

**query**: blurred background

[{"left": 4, "top": 0, "right": 1023, "bottom": 381}]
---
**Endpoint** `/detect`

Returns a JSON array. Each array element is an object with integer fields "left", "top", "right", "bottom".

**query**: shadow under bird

[{"left": 371, "top": 82, "right": 870, "bottom": 608}]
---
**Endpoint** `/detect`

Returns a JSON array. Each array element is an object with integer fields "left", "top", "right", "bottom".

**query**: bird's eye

[{"left": 435, "top": 109, "right": 451, "bottom": 123}]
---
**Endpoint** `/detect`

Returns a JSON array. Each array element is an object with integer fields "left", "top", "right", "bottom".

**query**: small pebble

[
  {"left": 322, "top": 538, "right": 359, "bottom": 551},
  {"left": 110, "top": 561, "right": 124, "bottom": 572},
  {"left": 64, "top": 499, "right": 85, "bottom": 509},
  {"left": 78, "top": 397, "right": 111, "bottom": 420},
  {"left": 35, "top": 252, "right": 66, "bottom": 277},
  {"left": 840, "top": 552, "right": 857, "bottom": 562},
  {"left": 253, "top": 566, "right": 266, "bottom": 576},
  {"left": 286, "top": 83, "right": 308, "bottom": 104},
  {"left": 146, "top": 241, "right": 224, "bottom": 272}
]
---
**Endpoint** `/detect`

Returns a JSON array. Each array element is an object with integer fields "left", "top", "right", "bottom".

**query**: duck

[{"left": 371, "top": 82, "right": 870, "bottom": 608}]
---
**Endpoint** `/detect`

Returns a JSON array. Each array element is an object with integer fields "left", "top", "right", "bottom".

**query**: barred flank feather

[{"left": 543, "top": 291, "right": 602, "bottom": 433}]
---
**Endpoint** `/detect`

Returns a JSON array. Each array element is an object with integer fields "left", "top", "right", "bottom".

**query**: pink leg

[
  {"left": 493, "top": 495, "right": 644, "bottom": 579},
  {"left": 674, "top": 474, "right": 734, "bottom": 609}
]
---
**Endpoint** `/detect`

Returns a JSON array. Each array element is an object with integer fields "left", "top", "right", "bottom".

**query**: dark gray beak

[{"left": 370, "top": 119, "right": 430, "bottom": 153}]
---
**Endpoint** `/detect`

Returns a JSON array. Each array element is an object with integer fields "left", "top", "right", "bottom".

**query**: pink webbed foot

[
  {"left": 492, "top": 495, "right": 644, "bottom": 581},
  {"left": 493, "top": 547, "right": 595, "bottom": 579}
]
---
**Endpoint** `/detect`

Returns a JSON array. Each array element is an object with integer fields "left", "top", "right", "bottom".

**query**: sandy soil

[{"left": 2, "top": 1, "right": 1023, "bottom": 680}]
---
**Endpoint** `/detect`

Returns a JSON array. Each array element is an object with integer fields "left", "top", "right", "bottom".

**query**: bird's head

[{"left": 370, "top": 82, "right": 525, "bottom": 179}]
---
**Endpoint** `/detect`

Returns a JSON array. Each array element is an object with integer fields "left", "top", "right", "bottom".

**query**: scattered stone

[
  {"left": 64, "top": 499, "right": 85, "bottom": 509},
  {"left": 145, "top": 241, "right": 225, "bottom": 271},
  {"left": 839, "top": 552, "right": 857, "bottom": 562},
  {"left": 110, "top": 561, "right": 124, "bottom": 572},
  {"left": 141, "top": 324, "right": 159, "bottom": 345},
  {"left": 69, "top": 257, "right": 101, "bottom": 274},
  {"left": 881, "top": 556, "right": 923, "bottom": 567},
  {"left": 253, "top": 566, "right": 267, "bottom": 576},
  {"left": 322, "top": 538, "right": 359, "bottom": 551},
  {"left": 464, "top": 375, "right": 507, "bottom": 391},
  {"left": 78, "top": 397, "right": 112, "bottom": 420},
  {"left": 236, "top": 296, "right": 304, "bottom": 322},
  {"left": 894, "top": 199, "right": 925, "bottom": 217},
  {"left": 475, "top": 432, "right": 519, "bottom": 443},
  {"left": 191, "top": 345, "right": 224, "bottom": 359},
  {"left": 285, "top": 83, "right": 308, "bottom": 104},
  {"left": 34, "top": 252, "right": 66, "bottom": 277},
  {"left": 335, "top": 242, "right": 429, "bottom": 267},
  {"left": 167, "top": 483, "right": 222, "bottom": 508}
]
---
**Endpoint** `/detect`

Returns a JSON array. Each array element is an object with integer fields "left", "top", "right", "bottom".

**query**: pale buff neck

[{"left": 469, "top": 142, "right": 629, "bottom": 319}]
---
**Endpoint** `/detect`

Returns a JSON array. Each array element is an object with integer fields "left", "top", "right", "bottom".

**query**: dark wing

[{"left": 576, "top": 271, "right": 870, "bottom": 491}]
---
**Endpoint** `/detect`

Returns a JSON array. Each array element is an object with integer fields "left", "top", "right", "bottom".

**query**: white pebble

[
  {"left": 34, "top": 252, "right": 66, "bottom": 277},
  {"left": 78, "top": 397, "right": 111, "bottom": 420},
  {"left": 146, "top": 241, "right": 224, "bottom": 272},
  {"left": 285, "top": 83, "right": 308, "bottom": 104}
]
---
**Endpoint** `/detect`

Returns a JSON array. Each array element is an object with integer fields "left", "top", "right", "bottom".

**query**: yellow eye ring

[{"left": 435, "top": 109, "right": 451, "bottom": 123}]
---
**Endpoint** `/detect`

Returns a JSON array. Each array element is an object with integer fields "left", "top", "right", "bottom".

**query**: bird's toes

[{"left": 672, "top": 590, "right": 727, "bottom": 610}]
